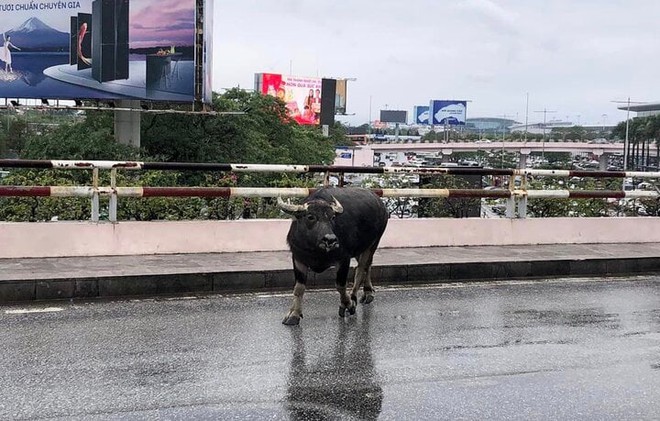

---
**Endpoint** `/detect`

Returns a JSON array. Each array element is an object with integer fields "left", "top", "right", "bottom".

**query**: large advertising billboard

[
  {"left": 413, "top": 105, "right": 430, "bottom": 125},
  {"left": 320, "top": 78, "right": 335, "bottom": 127},
  {"left": 335, "top": 79, "right": 347, "bottom": 115},
  {"left": 0, "top": 0, "right": 212, "bottom": 102},
  {"left": 255, "top": 73, "right": 322, "bottom": 125},
  {"left": 380, "top": 110, "right": 407, "bottom": 124},
  {"left": 430, "top": 100, "right": 467, "bottom": 125}
]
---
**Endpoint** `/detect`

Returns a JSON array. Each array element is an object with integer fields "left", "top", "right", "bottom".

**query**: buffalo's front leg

[
  {"left": 351, "top": 245, "right": 378, "bottom": 305},
  {"left": 283, "top": 259, "right": 308, "bottom": 325},
  {"left": 336, "top": 259, "right": 356, "bottom": 317}
]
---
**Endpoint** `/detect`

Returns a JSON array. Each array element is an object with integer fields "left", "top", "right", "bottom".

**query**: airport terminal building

[{"left": 619, "top": 102, "right": 660, "bottom": 117}]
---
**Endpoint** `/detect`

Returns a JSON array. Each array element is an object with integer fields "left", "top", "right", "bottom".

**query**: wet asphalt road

[{"left": 2, "top": 276, "right": 660, "bottom": 420}]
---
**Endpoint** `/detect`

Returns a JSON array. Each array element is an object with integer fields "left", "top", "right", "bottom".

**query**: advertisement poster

[
  {"left": 413, "top": 105, "right": 429, "bottom": 125},
  {"left": 0, "top": 0, "right": 210, "bottom": 102},
  {"left": 256, "top": 73, "right": 322, "bottom": 125},
  {"left": 430, "top": 100, "right": 467, "bottom": 125},
  {"left": 334, "top": 78, "right": 346, "bottom": 115}
]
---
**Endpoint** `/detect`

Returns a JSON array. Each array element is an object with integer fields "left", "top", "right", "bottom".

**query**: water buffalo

[{"left": 278, "top": 187, "right": 388, "bottom": 325}]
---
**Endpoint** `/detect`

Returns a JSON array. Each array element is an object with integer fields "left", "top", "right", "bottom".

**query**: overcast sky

[{"left": 212, "top": 0, "right": 660, "bottom": 126}]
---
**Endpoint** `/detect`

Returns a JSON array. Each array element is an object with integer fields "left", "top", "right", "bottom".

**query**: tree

[
  {"left": 329, "top": 122, "right": 353, "bottom": 147},
  {"left": 20, "top": 111, "right": 138, "bottom": 161},
  {"left": 141, "top": 89, "right": 335, "bottom": 166},
  {"left": 0, "top": 131, "right": 7, "bottom": 158},
  {"left": 612, "top": 115, "right": 660, "bottom": 171},
  {"left": 0, "top": 89, "right": 337, "bottom": 222}
]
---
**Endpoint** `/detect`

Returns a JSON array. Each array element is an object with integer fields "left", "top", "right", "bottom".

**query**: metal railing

[{"left": 1, "top": 159, "right": 659, "bottom": 222}]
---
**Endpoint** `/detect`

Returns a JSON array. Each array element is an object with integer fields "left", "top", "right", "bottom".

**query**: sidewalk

[{"left": 2, "top": 243, "right": 660, "bottom": 303}]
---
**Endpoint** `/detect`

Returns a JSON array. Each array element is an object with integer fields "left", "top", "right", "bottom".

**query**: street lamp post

[
  {"left": 624, "top": 98, "right": 630, "bottom": 171},
  {"left": 524, "top": 92, "right": 529, "bottom": 142},
  {"left": 500, "top": 114, "right": 513, "bottom": 168},
  {"left": 612, "top": 97, "right": 647, "bottom": 173},
  {"left": 534, "top": 108, "right": 557, "bottom": 160}
]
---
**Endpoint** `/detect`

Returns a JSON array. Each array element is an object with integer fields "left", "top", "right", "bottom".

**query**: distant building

[
  {"left": 510, "top": 121, "right": 615, "bottom": 137},
  {"left": 510, "top": 120, "right": 573, "bottom": 135},
  {"left": 465, "top": 117, "right": 519, "bottom": 134},
  {"left": 618, "top": 102, "right": 660, "bottom": 117}
]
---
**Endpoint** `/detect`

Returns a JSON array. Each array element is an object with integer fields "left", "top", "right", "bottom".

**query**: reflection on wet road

[
  {"left": 287, "top": 309, "right": 382, "bottom": 420},
  {"left": 2, "top": 276, "right": 660, "bottom": 419}
]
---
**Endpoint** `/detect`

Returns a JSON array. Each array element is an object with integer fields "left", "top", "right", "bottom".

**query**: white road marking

[{"left": 5, "top": 307, "right": 64, "bottom": 315}]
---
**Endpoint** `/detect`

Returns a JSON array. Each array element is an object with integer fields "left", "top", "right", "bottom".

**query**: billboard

[
  {"left": 430, "top": 100, "right": 467, "bottom": 125},
  {"left": 255, "top": 73, "right": 322, "bottom": 125},
  {"left": 380, "top": 110, "right": 407, "bottom": 124},
  {"left": 335, "top": 79, "right": 347, "bottom": 115},
  {"left": 413, "top": 105, "right": 430, "bottom": 125},
  {"left": 0, "top": 0, "right": 213, "bottom": 103},
  {"left": 320, "top": 78, "right": 335, "bottom": 127}
]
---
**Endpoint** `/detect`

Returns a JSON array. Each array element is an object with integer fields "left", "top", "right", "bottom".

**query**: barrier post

[
  {"left": 506, "top": 174, "right": 516, "bottom": 218},
  {"left": 517, "top": 174, "right": 528, "bottom": 218},
  {"left": 109, "top": 168, "right": 118, "bottom": 223},
  {"left": 505, "top": 196, "right": 516, "bottom": 218},
  {"left": 517, "top": 195, "right": 528, "bottom": 218},
  {"left": 91, "top": 168, "right": 100, "bottom": 222}
]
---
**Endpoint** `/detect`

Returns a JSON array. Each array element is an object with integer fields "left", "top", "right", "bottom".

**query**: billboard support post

[
  {"left": 114, "top": 100, "right": 141, "bottom": 147},
  {"left": 194, "top": 0, "right": 204, "bottom": 108}
]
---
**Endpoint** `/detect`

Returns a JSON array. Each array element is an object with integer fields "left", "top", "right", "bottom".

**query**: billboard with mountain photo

[{"left": 0, "top": 0, "right": 213, "bottom": 102}]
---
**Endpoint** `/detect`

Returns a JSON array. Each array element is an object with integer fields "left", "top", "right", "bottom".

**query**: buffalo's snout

[{"left": 319, "top": 234, "right": 339, "bottom": 251}]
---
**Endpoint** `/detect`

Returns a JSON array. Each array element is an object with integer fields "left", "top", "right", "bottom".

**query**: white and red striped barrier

[
  {"left": 1, "top": 159, "right": 659, "bottom": 221},
  {"left": 1, "top": 186, "right": 657, "bottom": 200},
  {"left": 2, "top": 158, "right": 660, "bottom": 179}
]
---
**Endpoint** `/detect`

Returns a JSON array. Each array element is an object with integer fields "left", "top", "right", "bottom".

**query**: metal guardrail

[
  {"left": 1, "top": 159, "right": 659, "bottom": 222},
  {"left": 3, "top": 158, "right": 660, "bottom": 178}
]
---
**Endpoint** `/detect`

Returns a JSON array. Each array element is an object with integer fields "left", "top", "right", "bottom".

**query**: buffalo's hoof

[
  {"left": 282, "top": 313, "right": 302, "bottom": 326},
  {"left": 360, "top": 294, "right": 375, "bottom": 304},
  {"left": 338, "top": 304, "right": 357, "bottom": 318}
]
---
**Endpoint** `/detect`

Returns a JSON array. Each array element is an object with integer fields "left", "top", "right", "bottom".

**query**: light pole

[
  {"left": 534, "top": 108, "right": 557, "bottom": 160},
  {"left": 623, "top": 99, "right": 630, "bottom": 172},
  {"left": 524, "top": 92, "right": 529, "bottom": 142},
  {"left": 612, "top": 98, "right": 647, "bottom": 172},
  {"left": 499, "top": 114, "right": 513, "bottom": 168},
  {"left": 368, "top": 95, "right": 372, "bottom": 133}
]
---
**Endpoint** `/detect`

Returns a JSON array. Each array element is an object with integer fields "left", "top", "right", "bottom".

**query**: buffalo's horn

[
  {"left": 331, "top": 196, "right": 344, "bottom": 214},
  {"left": 277, "top": 197, "right": 308, "bottom": 214}
]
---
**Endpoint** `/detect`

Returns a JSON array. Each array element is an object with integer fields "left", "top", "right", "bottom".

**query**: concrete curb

[{"left": 2, "top": 253, "right": 660, "bottom": 303}]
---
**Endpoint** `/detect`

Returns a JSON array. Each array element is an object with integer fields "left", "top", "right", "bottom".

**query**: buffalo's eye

[{"left": 306, "top": 214, "right": 316, "bottom": 222}]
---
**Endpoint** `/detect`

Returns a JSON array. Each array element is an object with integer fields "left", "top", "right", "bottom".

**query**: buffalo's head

[{"left": 278, "top": 196, "right": 344, "bottom": 252}]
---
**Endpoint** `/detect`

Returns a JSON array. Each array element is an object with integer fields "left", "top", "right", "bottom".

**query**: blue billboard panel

[
  {"left": 430, "top": 100, "right": 468, "bottom": 125},
  {"left": 413, "top": 105, "right": 429, "bottom": 125},
  {"left": 0, "top": 0, "right": 213, "bottom": 103}
]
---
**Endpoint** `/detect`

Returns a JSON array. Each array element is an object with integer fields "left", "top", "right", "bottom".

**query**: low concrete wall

[{"left": 2, "top": 217, "right": 660, "bottom": 259}]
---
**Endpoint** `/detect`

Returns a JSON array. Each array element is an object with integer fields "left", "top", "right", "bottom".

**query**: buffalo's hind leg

[
  {"left": 336, "top": 258, "right": 356, "bottom": 318},
  {"left": 351, "top": 243, "right": 379, "bottom": 305},
  {"left": 283, "top": 258, "right": 308, "bottom": 326}
]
